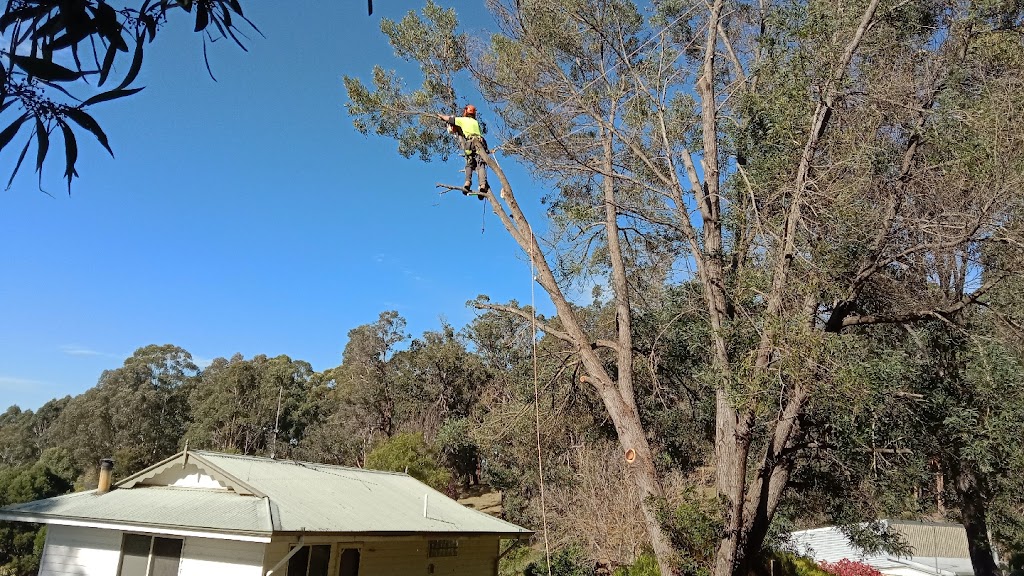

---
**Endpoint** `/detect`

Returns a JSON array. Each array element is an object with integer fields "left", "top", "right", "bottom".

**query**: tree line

[{"left": 1, "top": 291, "right": 1023, "bottom": 575}]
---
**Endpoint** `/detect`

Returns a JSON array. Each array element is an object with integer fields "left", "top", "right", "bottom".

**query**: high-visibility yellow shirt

[{"left": 454, "top": 117, "right": 482, "bottom": 138}]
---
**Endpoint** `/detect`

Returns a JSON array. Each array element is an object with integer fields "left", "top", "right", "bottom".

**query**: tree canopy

[{"left": 343, "top": 0, "right": 1024, "bottom": 574}]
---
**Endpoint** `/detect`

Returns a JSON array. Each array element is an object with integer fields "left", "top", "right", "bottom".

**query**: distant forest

[{"left": 2, "top": 300, "right": 1023, "bottom": 576}]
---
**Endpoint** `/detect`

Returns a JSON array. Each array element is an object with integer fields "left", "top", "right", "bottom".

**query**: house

[
  {"left": 0, "top": 450, "right": 532, "bottom": 576},
  {"left": 788, "top": 520, "right": 979, "bottom": 576}
]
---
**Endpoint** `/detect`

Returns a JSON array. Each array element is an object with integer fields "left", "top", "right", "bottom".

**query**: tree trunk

[
  {"left": 713, "top": 397, "right": 748, "bottom": 576},
  {"left": 599, "top": 119, "right": 675, "bottom": 576},
  {"left": 955, "top": 460, "right": 1002, "bottom": 576},
  {"left": 600, "top": 386, "right": 676, "bottom": 575},
  {"left": 479, "top": 148, "right": 677, "bottom": 575}
]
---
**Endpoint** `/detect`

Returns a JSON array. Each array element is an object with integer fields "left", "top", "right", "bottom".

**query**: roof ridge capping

[
  {"left": 884, "top": 519, "right": 967, "bottom": 528},
  {"left": 192, "top": 450, "right": 418, "bottom": 478}
]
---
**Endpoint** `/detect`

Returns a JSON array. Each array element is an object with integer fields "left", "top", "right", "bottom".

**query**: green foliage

[
  {"left": 0, "top": 464, "right": 71, "bottom": 575},
  {"left": 435, "top": 418, "right": 479, "bottom": 487},
  {"left": 657, "top": 494, "right": 722, "bottom": 576},
  {"left": 336, "top": 310, "right": 409, "bottom": 440},
  {"left": 47, "top": 344, "right": 198, "bottom": 478},
  {"left": 613, "top": 553, "right": 661, "bottom": 576},
  {"left": 498, "top": 543, "right": 536, "bottom": 576},
  {"left": 188, "top": 353, "right": 316, "bottom": 457},
  {"left": 343, "top": 0, "right": 467, "bottom": 161},
  {"left": 756, "top": 553, "right": 832, "bottom": 576},
  {"left": 524, "top": 545, "right": 591, "bottom": 576},
  {"left": 0, "top": 0, "right": 258, "bottom": 191},
  {"left": 364, "top": 432, "right": 450, "bottom": 491}
]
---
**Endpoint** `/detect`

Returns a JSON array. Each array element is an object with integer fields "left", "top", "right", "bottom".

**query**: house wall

[
  {"left": 362, "top": 537, "right": 500, "bottom": 576},
  {"left": 179, "top": 537, "right": 264, "bottom": 576},
  {"left": 39, "top": 526, "right": 500, "bottom": 576},
  {"left": 37, "top": 524, "right": 264, "bottom": 576},
  {"left": 38, "top": 525, "right": 122, "bottom": 576},
  {"left": 888, "top": 523, "right": 971, "bottom": 558},
  {"left": 263, "top": 536, "right": 502, "bottom": 576}
]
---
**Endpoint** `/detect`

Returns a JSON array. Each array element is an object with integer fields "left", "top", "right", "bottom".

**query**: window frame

[
  {"left": 287, "top": 543, "right": 332, "bottom": 576},
  {"left": 337, "top": 547, "right": 360, "bottom": 576},
  {"left": 427, "top": 539, "right": 459, "bottom": 558},
  {"left": 116, "top": 533, "right": 184, "bottom": 576}
]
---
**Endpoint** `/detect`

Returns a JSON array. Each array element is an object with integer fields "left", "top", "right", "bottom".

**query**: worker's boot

[
  {"left": 462, "top": 181, "right": 473, "bottom": 196},
  {"left": 477, "top": 185, "right": 489, "bottom": 201}
]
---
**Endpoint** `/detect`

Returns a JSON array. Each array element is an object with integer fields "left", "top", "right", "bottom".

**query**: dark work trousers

[{"left": 459, "top": 135, "right": 489, "bottom": 190}]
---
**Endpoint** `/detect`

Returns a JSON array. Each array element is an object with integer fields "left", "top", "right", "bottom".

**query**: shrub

[
  {"left": 613, "top": 553, "right": 660, "bottom": 576},
  {"left": 819, "top": 559, "right": 884, "bottom": 576},
  {"left": 524, "top": 546, "right": 591, "bottom": 576},
  {"left": 756, "top": 552, "right": 833, "bottom": 576},
  {"left": 657, "top": 492, "right": 721, "bottom": 576}
]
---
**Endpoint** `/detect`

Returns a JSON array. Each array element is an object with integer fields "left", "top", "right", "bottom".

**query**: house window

[
  {"left": 428, "top": 539, "right": 458, "bottom": 558},
  {"left": 288, "top": 544, "right": 331, "bottom": 576},
  {"left": 338, "top": 548, "right": 360, "bottom": 576},
  {"left": 117, "top": 534, "right": 183, "bottom": 576}
]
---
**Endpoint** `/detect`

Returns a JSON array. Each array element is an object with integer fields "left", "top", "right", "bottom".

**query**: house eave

[
  {"left": 268, "top": 530, "right": 534, "bottom": 541},
  {"left": 0, "top": 511, "right": 273, "bottom": 543}
]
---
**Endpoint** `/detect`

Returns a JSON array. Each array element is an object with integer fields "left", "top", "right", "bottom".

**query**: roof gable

[{"left": 116, "top": 451, "right": 263, "bottom": 497}]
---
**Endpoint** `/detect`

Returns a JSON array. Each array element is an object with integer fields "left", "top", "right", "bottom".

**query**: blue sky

[{"left": 0, "top": 1, "right": 558, "bottom": 410}]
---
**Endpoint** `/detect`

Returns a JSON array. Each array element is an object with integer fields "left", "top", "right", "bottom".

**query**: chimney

[{"left": 97, "top": 458, "right": 114, "bottom": 494}]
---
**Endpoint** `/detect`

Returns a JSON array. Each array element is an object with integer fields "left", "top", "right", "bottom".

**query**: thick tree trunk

[
  {"left": 955, "top": 460, "right": 1002, "bottom": 576},
  {"left": 601, "top": 386, "right": 676, "bottom": 575},
  {"left": 713, "top": 398, "right": 748, "bottom": 576}
]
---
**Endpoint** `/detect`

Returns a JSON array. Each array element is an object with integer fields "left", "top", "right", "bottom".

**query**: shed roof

[
  {"left": 0, "top": 450, "right": 531, "bottom": 539},
  {"left": 787, "top": 521, "right": 973, "bottom": 576}
]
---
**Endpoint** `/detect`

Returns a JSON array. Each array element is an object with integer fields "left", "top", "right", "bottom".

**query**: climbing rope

[{"left": 528, "top": 227, "right": 552, "bottom": 576}]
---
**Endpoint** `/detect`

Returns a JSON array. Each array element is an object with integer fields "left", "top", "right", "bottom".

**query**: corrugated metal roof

[
  {"left": 193, "top": 451, "right": 528, "bottom": 534},
  {"left": 0, "top": 450, "right": 531, "bottom": 538},
  {"left": 788, "top": 525, "right": 877, "bottom": 563},
  {"left": 788, "top": 522, "right": 972, "bottom": 576},
  {"left": 0, "top": 486, "right": 270, "bottom": 534}
]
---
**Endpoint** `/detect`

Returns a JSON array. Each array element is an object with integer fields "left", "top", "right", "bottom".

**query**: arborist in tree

[{"left": 437, "top": 105, "right": 489, "bottom": 200}]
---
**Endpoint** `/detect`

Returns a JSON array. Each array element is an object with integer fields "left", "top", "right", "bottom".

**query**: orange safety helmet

[{"left": 463, "top": 104, "right": 477, "bottom": 117}]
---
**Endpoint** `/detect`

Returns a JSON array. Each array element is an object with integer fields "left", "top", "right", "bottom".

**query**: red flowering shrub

[{"left": 819, "top": 559, "right": 884, "bottom": 576}]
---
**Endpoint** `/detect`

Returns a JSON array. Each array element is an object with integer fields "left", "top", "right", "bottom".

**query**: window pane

[
  {"left": 428, "top": 539, "right": 458, "bottom": 558},
  {"left": 287, "top": 546, "right": 310, "bottom": 576},
  {"left": 338, "top": 549, "right": 360, "bottom": 576},
  {"left": 118, "top": 534, "right": 151, "bottom": 576},
  {"left": 308, "top": 545, "right": 331, "bottom": 576},
  {"left": 150, "top": 538, "right": 183, "bottom": 576}
]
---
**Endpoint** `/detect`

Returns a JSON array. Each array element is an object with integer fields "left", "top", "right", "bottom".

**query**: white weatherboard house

[{"left": 0, "top": 450, "right": 531, "bottom": 576}]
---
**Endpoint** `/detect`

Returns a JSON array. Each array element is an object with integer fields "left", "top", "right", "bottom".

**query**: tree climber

[{"left": 437, "top": 105, "right": 489, "bottom": 199}]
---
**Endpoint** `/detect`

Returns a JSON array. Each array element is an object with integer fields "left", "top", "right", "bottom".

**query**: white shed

[
  {"left": 0, "top": 450, "right": 532, "bottom": 576},
  {"left": 788, "top": 521, "right": 977, "bottom": 576}
]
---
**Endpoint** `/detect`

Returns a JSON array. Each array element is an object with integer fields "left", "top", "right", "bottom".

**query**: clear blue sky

[{"left": 0, "top": 1, "right": 560, "bottom": 410}]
